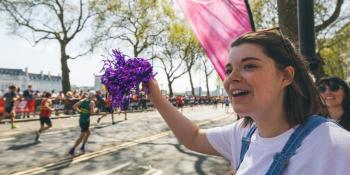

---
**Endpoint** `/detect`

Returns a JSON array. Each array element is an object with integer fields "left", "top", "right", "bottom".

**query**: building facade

[
  {"left": 94, "top": 75, "right": 103, "bottom": 91},
  {"left": 0, "top": 67, "right": 62, "bottom": 94}
]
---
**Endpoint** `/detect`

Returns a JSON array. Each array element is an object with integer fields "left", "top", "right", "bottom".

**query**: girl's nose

[{"left": 227, "top": 68, "right": 242, "bottom": 82}]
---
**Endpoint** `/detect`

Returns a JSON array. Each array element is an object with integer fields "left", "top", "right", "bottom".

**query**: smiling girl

[
  {"left": 145, "top": 29, "right": 350, "bottom": 174},
  {"left": 317, "top": 76, "right": 350, "bottom": 131}
]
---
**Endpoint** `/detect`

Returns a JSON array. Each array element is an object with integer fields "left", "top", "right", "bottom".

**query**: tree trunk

[
  {"left": 188, "top": 69, "right": 195, "bottom": 96},
  {"left": 168, "top": 81, "right": 173, "bottom": 97},
  {"left": 277, "top": 0, "right": 299, "bottom": 46},
  {"left": 133, "top": 45, "right": 139, "bottom": 57},
  {"left": 60, "top": 42, "right": 71, "bottom": 93},
  {"left": 205, "top": 74, "right": 210, "bottom": 96},
  {"left": 278, "top": 0, "right": 325, "bottom": 79}
]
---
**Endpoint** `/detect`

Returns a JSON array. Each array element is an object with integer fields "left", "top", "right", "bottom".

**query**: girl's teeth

[{"left": 232, "top": 90, "right": 249, "bottom": 96}]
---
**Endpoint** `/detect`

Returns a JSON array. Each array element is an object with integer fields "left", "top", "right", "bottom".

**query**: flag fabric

[{"left": 176, "top": 0, "right": 254, "bottom": 80}]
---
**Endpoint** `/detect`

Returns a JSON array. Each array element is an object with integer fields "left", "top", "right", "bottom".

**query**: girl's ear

[{"left": 282, "top": 66, "right": 295, "bottom": 87}]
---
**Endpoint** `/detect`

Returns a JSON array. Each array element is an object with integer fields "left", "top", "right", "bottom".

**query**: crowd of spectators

[{"left": 0, "top": 85, "right": 229, "bottom": 119}]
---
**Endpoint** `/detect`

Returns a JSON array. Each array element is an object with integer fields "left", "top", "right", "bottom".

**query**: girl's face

[
  {"left": 318, "top": 83, "right": 344, "bottom": 108},
  {"left": 224, "top": 43, "right": 292, "bottom": 119}
]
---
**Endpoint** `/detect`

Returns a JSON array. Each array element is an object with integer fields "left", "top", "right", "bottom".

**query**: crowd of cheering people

[{"left": 0, "top": 84, "right": 232, "bottom": 129}]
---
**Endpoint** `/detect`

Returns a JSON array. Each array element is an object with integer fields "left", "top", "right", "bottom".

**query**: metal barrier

[{"left": 0, "top": 96, "right": 224, "bottom": 118}]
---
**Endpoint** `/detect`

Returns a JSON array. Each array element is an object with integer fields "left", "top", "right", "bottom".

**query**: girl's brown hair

[{"left": 230, "top": 29, "right": 328, "bottom": 127}]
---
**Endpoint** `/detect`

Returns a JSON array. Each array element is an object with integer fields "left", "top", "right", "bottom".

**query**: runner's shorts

[
  {"left": 39, "top": 117, "right": 52, "bottom": 126},
  {"left": 177, "top": 104, "right": 184, "bottom": 108},
  {"left": 79, "top": 121, "right": 90, "bottom": 132},
  {"left": 106, "top": 107, "right": 114, "bottom": 114},
  {"left": 5, "top": 105, "right": 14, "bottom": 113}
]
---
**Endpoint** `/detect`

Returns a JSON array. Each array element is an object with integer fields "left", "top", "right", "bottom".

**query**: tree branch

[
  {"left": 1, "top": 1, "right": 56, "bottom": 36},
  {"left": 315, "top": 0, "right": 344, "bottom": 32},
  {"left": 68, "top": 49, "right": 91, "bottom": 60}
]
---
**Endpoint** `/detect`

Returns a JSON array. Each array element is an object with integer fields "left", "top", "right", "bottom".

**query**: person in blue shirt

[{"left": 1, "top": 85, "right": 19, "bottom": 129}]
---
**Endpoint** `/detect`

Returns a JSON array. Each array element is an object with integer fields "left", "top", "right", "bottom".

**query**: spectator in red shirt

[
  {"left": 23, "top": 85, "right": 35, "bottom": 118},
  {"left": 176, "top": 95, "right": 184, "bottom": 112}
]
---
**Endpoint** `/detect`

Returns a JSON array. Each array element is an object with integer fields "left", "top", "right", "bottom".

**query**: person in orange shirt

[
  {"left": 97, "top": 92, "right": 116, "bottom": 125},
  {"left": 35, "top": 92, "right": 54, "bottom": 142}
]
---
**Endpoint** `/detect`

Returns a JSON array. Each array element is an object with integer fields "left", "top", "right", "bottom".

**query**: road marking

[
  {"left": 94, "top": 162, "right": 131, "bottom": 175},
  {"left": 0, "top": 131, "right": 21, "bottom": 137},
  {"left": 0, "top": 137, "right": 15, "bottom": 142},
  {"left": 42, "top": 130, "right": 67, "bottom": 135},
  {"left": 142, "top": 165, "right": 163, "bottom": 175},
  {"left": 11, "top": 114, "right": 230, "bottom": 175}
]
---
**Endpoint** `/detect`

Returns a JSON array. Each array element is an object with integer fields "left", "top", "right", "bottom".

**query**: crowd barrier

[
  {"left": 0, "top": 96, "right": 223, "bottom": 117},
  {"left": 0, "top": 99, "right": 4, "bottom": 115}
]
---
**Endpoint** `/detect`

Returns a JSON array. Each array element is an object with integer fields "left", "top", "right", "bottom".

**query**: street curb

[
  {"left": 0, "top": 115, "right": 75, "bottom": 124},
  {"left": 0, "top": 109, "right": 156, "bottom": 124}
]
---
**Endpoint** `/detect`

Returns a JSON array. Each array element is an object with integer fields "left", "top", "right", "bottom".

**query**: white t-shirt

[{"left": 206, "top": 119, "right": 350, "bottom": 175}]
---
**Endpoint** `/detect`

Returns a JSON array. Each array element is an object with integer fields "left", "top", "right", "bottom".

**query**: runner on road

[
  {"left": 35, "top": 92, "right": 54, "bottom": 142},
  {"left": 1, "top": 85, "right": 19, "bottom": 129},
  {"left": 69, "top": 91, "right": 96, "bottom": 156},
  {"left": 97, "top": 92, "right": 115, "bottom": 125}
]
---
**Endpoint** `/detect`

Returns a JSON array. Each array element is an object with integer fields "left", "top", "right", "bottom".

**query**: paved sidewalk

[{"left": 0, "top": 113, "right": 75, "bottom": 124}]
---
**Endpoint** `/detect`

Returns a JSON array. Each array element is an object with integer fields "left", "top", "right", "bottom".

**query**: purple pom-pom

[{"left": 101, "top": 49, "right": 155, "bottom": 109}]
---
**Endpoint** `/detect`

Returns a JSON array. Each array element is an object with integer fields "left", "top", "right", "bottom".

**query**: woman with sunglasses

[
  {"left": 317, "top": 76, "right": 350, "bottom": 131},
  {"left": 144, "top": 30, "right": 350, "bottom": 174}
]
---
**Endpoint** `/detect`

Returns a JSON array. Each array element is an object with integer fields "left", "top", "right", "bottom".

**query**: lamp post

[{"left": 298, "top": 0, "right": 322, "bottom": 79}]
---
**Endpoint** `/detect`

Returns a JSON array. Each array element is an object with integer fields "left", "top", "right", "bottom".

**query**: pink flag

[{"left": 176, "top": 0, "right": 253, "bottom": 80}]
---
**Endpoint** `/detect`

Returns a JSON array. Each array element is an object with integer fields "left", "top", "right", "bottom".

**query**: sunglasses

[{"left": 317, "top": 84, "right": 342, "bottom": 93}]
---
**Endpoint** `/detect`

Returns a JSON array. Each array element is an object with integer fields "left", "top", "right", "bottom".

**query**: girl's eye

[
  {"left": 243, "top": 64, "right": 257, "bottom": 70},
  {"left": 225, "top": 69, "right": 232, "bottom": 75}
]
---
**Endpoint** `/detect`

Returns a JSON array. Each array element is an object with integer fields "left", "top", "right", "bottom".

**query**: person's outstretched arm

[
  {"left": 89, "top": 101, "right": 96, "bottom": 114},
  {"left": 73, "top": 100, "right": 82, "bottom": 113},
  {"left": 145, "top": 79, "right": 220, "bottom": 156}
]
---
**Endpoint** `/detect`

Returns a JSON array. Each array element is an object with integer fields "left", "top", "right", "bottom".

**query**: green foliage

[
  {"left": 318, "top": 23, "right": 350, "bottom": 79},
  {"left": 249, "top": 0, "right": 350, "bottom": 78},
  {"left": 161, "top": 0, "right": 176, "bottom": 20},
  {"left": 249, "top": 0, "right": 278, "bottom": 29},
  {"left": 92, "top": 0, "right": 167, "bottom": 57},
  {"left": 321, "top": 48, "right": 346, "bottom": 78}
]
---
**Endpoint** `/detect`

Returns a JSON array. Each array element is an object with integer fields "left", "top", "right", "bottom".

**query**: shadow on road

[
  {"left": 174, "top": 144, "right": 208, "bottom": 175},
  {"left": 7, "top": 141, "right": 40, "bottom": 150},
  {"left": 140, "top": 142, "right": 210, "bottom": 175},
  {"left": 94, "top": 121, "right": 123, "bottom": 129},
  {"left": 45, "top": 156, "right": 74, "bottom": 174}
]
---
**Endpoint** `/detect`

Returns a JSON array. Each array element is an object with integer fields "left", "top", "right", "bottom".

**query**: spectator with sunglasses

[
  {"left": 317, "top": 76, "right": 350, "bottom": 131},
  {"left": 144, "top": 29, "right": 350, "bottom": 174}
]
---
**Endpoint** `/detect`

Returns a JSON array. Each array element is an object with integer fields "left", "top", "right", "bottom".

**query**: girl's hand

[
  {"left": 226, "top": 170, "right": 235, "bottom": 175},
  {"left": 143, "top": 79, "right": 162, "bottom": 101}
]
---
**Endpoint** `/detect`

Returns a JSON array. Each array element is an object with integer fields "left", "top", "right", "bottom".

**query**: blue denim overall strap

[
  {"left": 237, "top": 125, "right": 257, "bottom": 170},
  {"left": 265, "top": 115, "right": 327, "bottom": 175}
]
